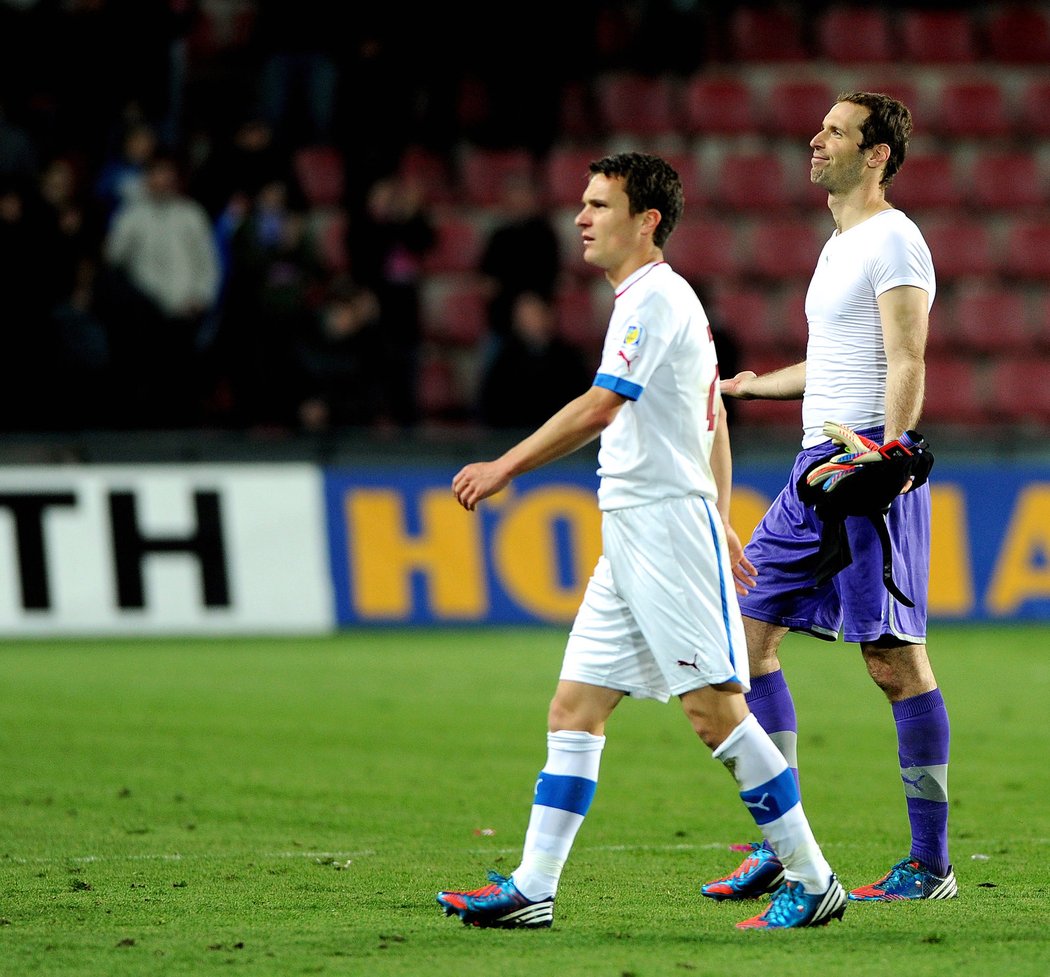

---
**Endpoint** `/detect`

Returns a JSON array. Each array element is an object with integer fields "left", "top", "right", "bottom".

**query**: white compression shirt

[
  {"left": 802, "top": 208, "right": 935, "bottom": 448},
  {"left": 592, "top": 261, "right": 721, "bottom": 511}
]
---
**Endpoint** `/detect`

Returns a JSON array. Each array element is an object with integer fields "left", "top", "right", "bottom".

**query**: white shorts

[{"left": 561, "top": 495, "right": 749, "bottom": 702}]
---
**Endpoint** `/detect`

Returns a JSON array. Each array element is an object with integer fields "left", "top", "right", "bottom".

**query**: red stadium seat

[
  {"left": 421, "top": 279, "right": 489, "bottom": 347},
  {"left": 458, "top": 146, "right": 535, "bottom": 208},
  {"left": 594, "top": 72, "right": 679, "bottom": 137},
  {"left": 715, "top": 152, "right": 794, "bottom": 211},
  {"left": 1002, "top": 220, "right": 1050, "bottom": 280},
  {"left": 816, "top": 6, "right": 897, "bottom": 63},
  {"left": 765, "top": 79, "right": 838, "bottom": 138},
  {"left": 555, "top": 285, "right": 604, "bottom": 354},
  {"left": 422, "top": 214, "right": 483, "bottom": 275},
  {"left": 682, "top": 75, "right": 756, "bottom": 136},
  {"left": 920, "top": 216, "right": 995, "bottom": 281},
  {"left": 968, "top": 152, "right": 1047, "bottom": 209},
  {"left": 399, "top": 145, "right": 457, "bottom": 206},
  {"left": 1017, "top": 79, "right": 1050, "bottom": 137},
  {"left": 889, "top": 154, "right": 963, "bottom": 212},
  {"left": 729, "top": 7, "right": 808, "bottom": 61},
  {"left": 984, "top": 4, "right": 1050, "bottom": 63},
  {"left": 933, "top": 81, "right": 1013, "bottom": 138},
  {"left": 664, "top": 151, "right": 705, "bottom": 207},
  {"left": 663, "top": 217, "right": 742, "bottom": 281},
  {"left": 988, "top": 356, "right": 1050, "bottom": 423},
  {"left": 416, "top": 349, "right": 466, "bottom": 420},
  {"left": 951, "top": 284, "right": 1031, "bottom": 355},
  {"left": 749, "top": 220, "right": 823, "bottom": 281},
  {"left": 921, "top": 358, "right": 991, "bottom": 425},
  {"left": 293, "top": 146, "right": 345, "bottom": 208},
  {"left": 543, "top": 145, "right": 600, "bottom": 208},
  {"left": 708, "top": 287, "right": 774, "bottom": 356},
  {"left": 900, "top": 9, "right": 978, "bottom": 63}
]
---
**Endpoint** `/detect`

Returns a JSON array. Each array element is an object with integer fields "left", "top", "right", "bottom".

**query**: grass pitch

[{"left": 1, "top": 624, "right": 1048, "bottom": 976}]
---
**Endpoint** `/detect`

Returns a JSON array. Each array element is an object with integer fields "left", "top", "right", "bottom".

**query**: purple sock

[
  {"left": 893, "top": 688, "right": 951, "bottom": 876},
  {"left": 745, "top": 670, "right": 799, "bottom": 792}
]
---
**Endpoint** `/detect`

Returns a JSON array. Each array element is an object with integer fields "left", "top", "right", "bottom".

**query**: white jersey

[
  {"left": 802, "top": 209, "right": 935, "bottom": 449},
  {"left": 592, "top": 261, "right": 721, "bottom": 510}
]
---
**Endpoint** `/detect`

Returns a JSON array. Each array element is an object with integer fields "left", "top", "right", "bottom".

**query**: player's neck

[
  {"left": 605, "top": 248, "right": 664, "bottom": 290},
  {"left": 827, "top": 184, "right": 892, "bottom": 234}
]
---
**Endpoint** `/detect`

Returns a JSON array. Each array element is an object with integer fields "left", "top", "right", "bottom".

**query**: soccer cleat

[
  {"left": 736, "top": 876, "right": 848, "bottom": 930},
  {"left": 848, "top": 858, "right": 958, "bottom": 901},
  {"left": 700, "top": 842, "right": 785, "bottom": 901},
  {"left": 437, "top": 871, "right": 554, "bottom": 928}
]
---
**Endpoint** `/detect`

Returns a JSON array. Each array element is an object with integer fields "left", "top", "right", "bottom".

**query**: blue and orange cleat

[
  {"left": 437, "top": 871, "right": 554, "bottom": 928},
  {"left": 701, "top": 842, "right": 785, "bottom": 901},
  {"left": 848, "top": 857, "right": 958, "bottom": 901},
  {"left": 736, "top": 876, "right": 848, "bottom": 930}
]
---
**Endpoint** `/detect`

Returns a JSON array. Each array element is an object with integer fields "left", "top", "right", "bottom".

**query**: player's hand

[
  {"left": 724, "top": 523, "right": 758, "bottom": 596},
  {"left": 720, "top": 371, "right": 758, "bottom": 399},
  {"left": 452, "top": 462, "right": 511, "bottom": 511}
]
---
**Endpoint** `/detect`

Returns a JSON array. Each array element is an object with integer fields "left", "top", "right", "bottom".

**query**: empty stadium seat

[
  {"left": 543, "top": 146, "right": 600, "bottom": 208},
  {"left": 920, "top": 216, "right": 995, "bottom": 281},
  {"left": 1002, "top": 220, "right": 1050, "bottom": 280},
  {"left": 922, "top": 358, "right": 991, "bottom": 425},
  {"left": 969, "top": 152, "right": 1047, "bottom": 209},
  {"left": 1017, "top": 79, "right": 1050, "bottom": 137},
  {"left": 554, "top": 285, "right": 604, "bottom": 354},
  {"left": 292, "top": 146, "right": 345, "bottom": 208},
  {"left": 457, "top": 146, "right": 535, "bottom": 207},
  {"left": 708, "top": 288, "right": 774, "bottom": 357},
  {"left": 816, "top": 6, "right": 896, "bottom": 62},
  {"left": 729, "top": 7, "right": 808, "bottom": 61},
  {"left": 416, "top": 348, "right": 466, "bottom": 421},
  {"left": 933, "top": 80, "right": 1013, "bottom": 138},
  {"left": 715, "top": 153, "right": 794, "bottom": 211},
  {"left": 422, "top": 214, "right": 483, "bottom": 275},
  {"left": 682, "top": 75, "right": 756, "bottom": 136},
  {"left": 900, "top": 9, "right": 978, "bottom": 63},
  {"left": 421, "top": 280, "right": 489, "bottom": 347},
  {"left": 664, "top": 151, "right": 705, "bottom": 206},
  {"left": 889, "top": 154, "right": 963, "bottom": 211},
  {"left": 749, "top": 220, "right": 823, "bottom": 281},
  {"left": 398, "top": 145, "right": 457, "bottom": 205},
  {"left": 984, "top": 4, "right": 1050, "bottom": 63},
  {"left": 662, "top": 217, "right": 741, "bottom": 281},
  {"left": 594, "top": 72, "right": 679, "bottom": 137},
  {"left": 951, "top": 284, "right": 1031, "bottom": 355},
  {"left": 988, "top": 356, "right": 1050, "bottom": 423},
  {"left": 765, "top": 79, "right": 837, "bottom": 138}
]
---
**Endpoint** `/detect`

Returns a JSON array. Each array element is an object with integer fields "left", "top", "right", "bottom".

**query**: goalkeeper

[{"left": 704, "top": 92, "right": 955, "bottom": 904}]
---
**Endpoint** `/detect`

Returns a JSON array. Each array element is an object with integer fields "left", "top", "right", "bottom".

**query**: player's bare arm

[
  {"left": 452, "top": 385, "right": 626, "bottom": 511},
  {"left": 710, "top": 405, "right": 757, "bottom": 595},
  {"left": 879, "top": 284, "right": 929, "bottom": 441},
  {"left": 721, "top": 360, "right": 807, "bottom": 401}
]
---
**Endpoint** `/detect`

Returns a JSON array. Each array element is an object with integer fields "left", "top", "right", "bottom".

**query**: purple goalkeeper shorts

[{"left": 739, "top": 429, "right": 930, "bottom": 644}]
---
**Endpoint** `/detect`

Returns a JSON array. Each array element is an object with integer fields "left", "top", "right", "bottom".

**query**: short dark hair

[
  {"left": 836, "top": 91, "right": 913, "bottom": 187},
  {"left": 588, "top": 152, "right": 684, "bottom": 248}
]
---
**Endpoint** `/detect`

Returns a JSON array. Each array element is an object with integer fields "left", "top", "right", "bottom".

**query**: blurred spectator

[
  {"left": 348, "top": 173, "right": 436, "bottom": 428},
  {"left": 249, "top": 0, "right": 343, "bottom": 150},
  {"left": 0, "top": 98, "right": 39, "bottom": 183},
  {"left": 99, "top": 150, "right": 221, "bottom": 428},
  {"left": 477, "top": 291, "right": 592, "bottom": 430},
  {"left": 294, "top": 276, "right": 389, "bottom": 431},
  {"left": 189, "top": 112, "right": 305, "bottom": 220},
  {"left": 212, "top": 177, "right": 324, "bottom": 428},
  {"left": 478, "top": 173, "right": 561, "bottom": 340},
  {"left": 92, "top": 119, "right": 159, "bottom": 228},
  {"left": 38, "top": 156, "right": 115, "bottom": 428},
  {"left": 0, "top": 176, "right": 61, "bottom": 430}
]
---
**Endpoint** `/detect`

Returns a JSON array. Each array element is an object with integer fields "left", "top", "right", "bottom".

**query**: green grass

[{"left": 1, "top": 624, "right": 1048, "bottom": 976}]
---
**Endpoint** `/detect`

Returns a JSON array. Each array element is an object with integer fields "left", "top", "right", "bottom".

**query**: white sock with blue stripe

[
  {"left": 714, "top": 713, "right": 832, "bottom": 893},
  {"left": 512, "top": 729, "right": 605, "bottom": 901}
]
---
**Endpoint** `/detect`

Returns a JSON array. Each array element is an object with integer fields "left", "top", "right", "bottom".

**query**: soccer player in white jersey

[
  {"left": 437, "top": 152, "right": 847, "bottom": 931},
  {"left": 703, "top": 93, "right": 956, "bottom": 903}
]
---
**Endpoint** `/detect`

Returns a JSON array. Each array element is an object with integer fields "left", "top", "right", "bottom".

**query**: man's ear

[
  {"left": 868, "top": 143, "right": 890, "bottom": 169},
  {"left": 641, "top": 208, "right": 661, "bottom": 238}
]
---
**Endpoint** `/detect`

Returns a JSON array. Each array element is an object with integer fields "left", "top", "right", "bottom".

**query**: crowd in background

[{"left": 0, "top": 0, "right": 1010, "bottom": 435}]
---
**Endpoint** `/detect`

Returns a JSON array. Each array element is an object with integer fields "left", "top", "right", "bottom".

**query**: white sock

[
  {"left": 512, "top": 730, "right": 605, "bottom": 900},
  {"left": 714, "top": 714, "right": 833, "bottom": 893}
]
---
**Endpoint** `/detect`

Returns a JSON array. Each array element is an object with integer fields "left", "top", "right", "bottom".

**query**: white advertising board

[{"left": 0, "top": 465, "right": 332, "bottom": 635}]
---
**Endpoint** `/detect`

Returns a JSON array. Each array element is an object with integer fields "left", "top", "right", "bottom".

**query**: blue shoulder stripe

[{"left": 594, "top": 373, "right": 642, "bottom": 401}]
